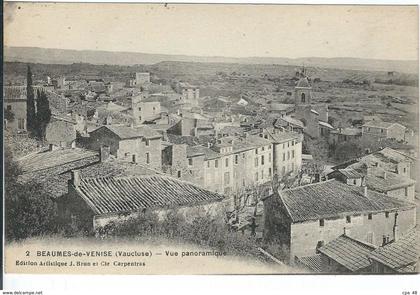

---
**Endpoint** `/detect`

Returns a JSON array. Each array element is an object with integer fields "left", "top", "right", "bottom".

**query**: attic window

[
  {"left": 346, "top": 216, "right": 351, "bottom": 223},
  {"left": 188, "top": 158, "right": 193, "bottom": 166},
  {"left": 319, "top": 219, "right": 324, "bottom": 227},
  {"left": 385, "top": 212, "right": 389, "bottom": 218},
  {"left": 177, "top": 171, "right": 181, "bottom": 178},
  {"left": 301, "top": 93, "right": 306, "bottom": 103},
  {"left": 368, "top": 213, "right": 372, "bottom": 220}
]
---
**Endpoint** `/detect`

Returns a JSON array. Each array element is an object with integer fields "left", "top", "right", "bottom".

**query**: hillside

[{"left": 5, "top": 46, "right": 418, "bottom": 74}]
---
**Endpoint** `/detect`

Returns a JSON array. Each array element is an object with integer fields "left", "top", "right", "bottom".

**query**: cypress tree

[
  {"left": 35, "top": 90, "right": 52, "bottom": 140},
  {"left": 26, "top": 65, "right": 36, "bottom": 136}
]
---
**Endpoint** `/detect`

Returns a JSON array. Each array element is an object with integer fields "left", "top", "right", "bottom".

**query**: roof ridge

[{"left": 282, "top": 179, "right": 336, "bottom": 192}]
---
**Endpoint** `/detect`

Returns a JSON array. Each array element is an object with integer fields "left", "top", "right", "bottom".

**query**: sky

[{"left": 4, "top": 3, "right": 419, "bottom": 60}]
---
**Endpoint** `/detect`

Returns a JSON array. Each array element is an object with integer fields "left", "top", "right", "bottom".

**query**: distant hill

[{"left": 4, "top": 46, "right": 418, "bottom": 74}]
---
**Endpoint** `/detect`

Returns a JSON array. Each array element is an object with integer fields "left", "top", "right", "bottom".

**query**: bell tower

[{"left": 294, "top": 67, "right": 312, "bottom": 107}]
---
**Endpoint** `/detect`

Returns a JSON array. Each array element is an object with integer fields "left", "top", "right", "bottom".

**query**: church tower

[{"left": 294, "top": 67, "right": 312, "bottom": 107}]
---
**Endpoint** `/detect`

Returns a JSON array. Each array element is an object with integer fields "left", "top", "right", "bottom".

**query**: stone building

[
  {"left": 167, "top": 117, "right": 215, "bottom": 137},
  {"left": 57, "top": 173, "right": 226, "bottom": 231},
  {"left": 3, "top": 86, "right": 40, "bottom": 132},
  {"left": 176, "top": 82, "right": 199, "bottom": 106},
  {"left": 263, "top": 179, "right": 416, "bottom": 264},
  {"left": 135, "top": 72, "right": 151, "bottom": 86},
  {"left": 362, "top": 121, "right": 406, "bottom": 142},
  {"left": 163, "top": 134, "right": 274, "bottom": 196},
  {"left": 87, "top": 125, "right": 162, "bottom": 170},
  {"left": 131, "top": 94, "right": 161, "bottom": 125},
  {"left": 259, "top": 128, "right": 303, "bottom": 177}
]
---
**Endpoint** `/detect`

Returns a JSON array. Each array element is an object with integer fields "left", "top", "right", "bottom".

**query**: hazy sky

[{"left": 4, "top": 3, "right": 419, "bottom": 60}]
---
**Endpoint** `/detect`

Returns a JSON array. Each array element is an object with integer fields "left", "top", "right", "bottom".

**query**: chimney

[
  {"left": 177, "top": 109, "right": 181, "bottom": 116},
  {"left": 363, "top": 185, "right": 368, "bottom": 197},
  {"left": 71, "top": 170, "right": 81, "bottom": 187},
  {"left": 393, "top": 212, "right": 399, "bottom": 242},
  {"left": 100, "top": 145, "right": 110, "bottom": 162},
  {"left": 71, "top": 141, "right": 76, "bottom": 149}
]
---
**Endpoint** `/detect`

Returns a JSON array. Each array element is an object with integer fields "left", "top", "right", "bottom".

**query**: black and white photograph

[{"left": 2, "top": 2, "right": 419, "bottom": 286}]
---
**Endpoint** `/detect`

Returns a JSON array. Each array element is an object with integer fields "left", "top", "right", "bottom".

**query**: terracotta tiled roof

[
  {"left": 277, "top": 116, "right": 304, "bottom": 128},
  {"left": 332, "top": 168, "right": 364, "bottom": 179},
  {"left": 318, "top": 235, "right": 376, "bottom": 272},
  {"left": 368, "top": 228, "right": 419, "bottom": 273},
  {"left": 278, "top": 180, "right": 415, "bottom": 223},
  {"left": 366, "top": 168, "right": 415, "bottom": 192},
  {"left": 98, "top": 125, "right": 161, "bottom": 139},
  {"left": 75, "top": 175, "right": 225, "bottom": 215},
  {"left": 363, "top": 121, "right": 405, "bottom": 130},
  {"left": 186, "top": 145, "right": 220, "bottom": 160},
  {"left": 18, "top": 148, "right": 98, "bottom": 174},
  {"left": 296, "top": 254, "right": 324, "bottom": 272}
]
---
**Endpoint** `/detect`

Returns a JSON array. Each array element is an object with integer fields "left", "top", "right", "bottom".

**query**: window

[
  {"left": 224, "top": 172, "right": 230, "bottom": 185},
  {"left": 255, "top": 149, "right": 258, "bottom": 154},
  {"left": 262, "top": 146, "right": 265, "bottom": 151},
  {"left": 261, "top": 155, "right": 265, "bottom": 165},
  {"left": 292, "top": 150, "right": 295, "bottom": 158},
  {"left": 282, "top": 144, "right": 285, "bottom": 149},
  {"left": 261, "top": 170, "right": 264, "bottom": 179},
  {"left": 405, "top": 187, "right": 408, "bottom": 196},
  {"left": 139, "top": 116, "right": 142, "bottom": 121},
  {"left": 215, "top": 160, "right": 218, "bottom": 168},
  {"left": 146, "top": 153, "right": 150, "bottom": 164},
  {"left": 287, "top": 151, "right": 290, "bottom": 160},
  {"left": 292, "top": 140, "right": 295, "bottom": 146},
  {"left": 6, "top": 105, "right": 11, "bottom": 111},
  {"left": 385, "top": 211, "right": 389, "bottom": 218},
  {"left": 255, "top": 172, "right": 258, "bottom": 181},
  {"left": 268, "top": 145, "right": 271, "bottom": 150},
  {"left": 287, "top": 142, "right": 290, "bottom": 148},
  {"left": 242, "top": 153, "right": 245, "bottom": 159},
  {"left": 177, "top": 171, "right": 181, "bottom": 178},
  {"left": 353, "top": 179, "right": 357, "bottom": 185},
  {"left": 225, "top": 158, "right": 229, "bottom": 167},
  {"left": 319, "top": 219, "right": 324, "bottom": 227},
  {"left": 188, "top": 158, "right": 193, "bottom": 166},
  {"left": 255, "top": 157, "right": 259, "bottom": 167},
  {"left": 235, "top": 155, "right": 239, "bottom": 164},
  {"left": 207, "top": 161, "right": 210, "bottom": 168},
  {"left": 152, "top": 107, "right": 156, "bottom": 111},
  {"left": 346, "top": 216, "right": 351, "bottom": 223},
  {"left": 283, "top": 153, "right": 286, "bottom": 161},
  {"left": 403, "top": 167, "right": 407, "bottom": 173},
  {"left": 368, "top": 213, "right": 372, "bottom": 220},
  {"left": 301, "top": 93, "right": 306, "bottom": 103},
  {"left": 17, "top": 118, "right": 25, "bottom": 130},
  {"left": 138, "top": 107, "right": 142, "bottom": 111},
  {"left": 145, "top": 139, "right": 150, "bottom": 146},
  {"left": 380, "top": 129, "right": 384, "bottom": 133},
  {"left": 269, "top": 168, "right": 272, "bottom": 177}
]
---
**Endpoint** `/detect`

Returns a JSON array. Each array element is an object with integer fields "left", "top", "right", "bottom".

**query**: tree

[
  {"left": 35, "top": 89, "right": 52, "bottom": 140},
  {"left": 26, "top": 65, "right": 37, "bottom": 137},
  {"left": 4, "top": 146, "right": 57, "bottom": 241}
]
